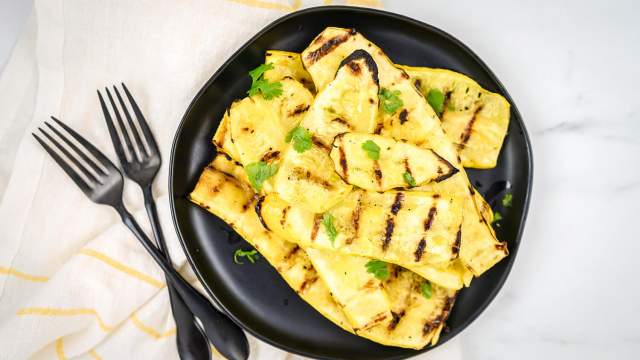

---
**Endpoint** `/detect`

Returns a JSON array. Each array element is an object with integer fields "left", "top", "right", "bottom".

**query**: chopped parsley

[
  {"left": 379, "top": 88, "right": 403, "bottom": 114},
  {"left": 493, "top": 211, "right": 503, "bottom": 223},
  {"left": 420, "top": 281, "right": 432, "bottom": 299},
  {"left": 245, "top": 161, "right": 278, "bottom": 191},
  {"left": 502, "top": 193, "right": 513, "bottom": 207},
  {"left": 365, "top": 259, "right": 389, "bottom": 280},
  {"left": 233, "top": 249, "right": 259, "bottom": 264},
  {"left": 426, "top": 89, "right": 445, "bottom": 116},
  {"left": 403, "top": 171, "right": 417, "bottom": 187},
  {"left": 247, "top": 63, "right": 283, "bottom": 100},
  {"left": 322, "top": 213, "right": 338, "bottom": 244},
  {"left": 285, "top": 126, "right": 312, "bottom": 153},
  {"left": 361, "top": 140, "right": 381, "bottom": 160}
]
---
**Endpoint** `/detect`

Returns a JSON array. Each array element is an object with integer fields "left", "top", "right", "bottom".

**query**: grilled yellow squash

[
  {"left": 330, "top": 132, "right": 458, "bottom": 191},
  {"left": 192, "top": 156, "right": 459, "bottom": 349},
  {"left": 301, "top": 27, "right": 507, "bottom": 276},
  {"left": 229, "top": 78, "right": 313, "bottom": 166},
  {"left": 264, "top": 50, "right": 315, "bottom": 93},
  {"left": 212, "top": 109, "right": 240, "bottom": 161},
  {"left": 259, "top": 189, "right": 463, "bottom": 268},
  {"left": 189, "top": 160, "right": 353, "bottom": 332},
  {"left": 301, "top": 49, "right": 380, "bottom": 147},
  {"left": 399, "top": 66, "right": 510, "bottom": 168}
]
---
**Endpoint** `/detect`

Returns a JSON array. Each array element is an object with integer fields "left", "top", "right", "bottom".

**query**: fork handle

[
  {"left": 141, "top": 186, "right": 212, "bottom": 360},
  {"left": 116, "top": 205, "right": 249, "bottom": 360}
]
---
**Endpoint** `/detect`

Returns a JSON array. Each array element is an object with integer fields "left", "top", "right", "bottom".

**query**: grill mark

[
  {"left": 399, "top": 109, "right": 409, "bottom": 124},
  {"left": 347, "top": 195, "right": 363, "bottom": 244},
  {"left": 495, "top": 242, "right": 508, "bottom": 251},
  {"left": 261, "top": 150, "right": 280, "bottom": 162},
  {"left": 452, "top": 226, "right": 462, "bottom": 258},
  {"left": 280, "top": 206, "right": 290, "bottom": 226},
  {"left": 355, "top": 311, "right": 389, "bottom": 332},
  {"left": 288, "top": 104, "right": 310, "bottom": 116},
  {"left": 331, "top": 117, "right": 353, "bottom": 129},
  {"left": 336, "top": 48, "right": 379, "bottom": 86},
  {"left": 298, "top": 276, "right": 319, "bottom": 293},
  {"left": 241, "top": 198, "right": 253, "bottom": 212},
  {"left": 388, "top": 310, "right": 406, "bottom": 330},
  {"left": 255, "top": 196, "right": 270, "bottom": 230},
  {"left": 373, "top": 161, "right": 383, "bottom": 186},
  {"left": 459, "top": 105, "right": 484, "bottom": 146},
  {"left": 338, "top": 144, "right": 348, "bottom": 181},
  {"left": 310, "top": 214, "right": 322, "bottom": 241},
  {"left": 423, "top": 296, "right": 456, "bottom": 336},
  {"left": 469, "top": 186, "right": 476, "bottom": 196},
  {"left": 441, "top": 90, "right": 452, "bottom": 115},
  {"left": 293, "top": 167, "right": 334, "bottom": 189},
  {"left": 414, "top": 238, "right": 427, "bottom": 262},
  {"left": 284, "top": 245, "right": 300, "bottom": 260},
  {"left": 414, "top": 79, "right": 422, "bottom": 91},
  {"left": 424, "top": 206, "right": 437, "bottom": 231},
  {"left": 430, "top": 150, "right": 459, "bottom": 182},
  {"left": 382, "top": 193, "right": 404, "bottom": 251},
  {"left": 361, "top": 279, "right": 376, "bottom": 290},
  {"left": 311, "top": 135, "right": 330, "bottom": 151},
  {"left": 403, "top": 157, "right": 412, "bottom": 178},
  {"left": 374, "top": 122, "right": 383, "bottom": 134},
  {"left": 347, "top": 61, "right": 361, "bottom": 74},
  {"left": 305, "top": 29, "right": 355, "bottom": 64}
]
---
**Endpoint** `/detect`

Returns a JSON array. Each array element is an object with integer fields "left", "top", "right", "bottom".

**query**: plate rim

[{"left": 169, "top": 5, "right": 534, "bottom": 359}]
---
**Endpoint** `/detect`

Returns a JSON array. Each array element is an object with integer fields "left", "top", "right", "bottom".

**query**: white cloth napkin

[{"left": 0, "top": 1, "right": 462, "bottom": 359}]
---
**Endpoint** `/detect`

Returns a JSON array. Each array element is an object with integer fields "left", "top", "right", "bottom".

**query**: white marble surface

[{"left": 0, "top": 0, "right": 639, "bottom": 359}]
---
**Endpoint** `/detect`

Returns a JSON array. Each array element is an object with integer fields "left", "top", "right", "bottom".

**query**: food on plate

[{"left": 192, "top": 26, "right": 512, "bottom": 349}]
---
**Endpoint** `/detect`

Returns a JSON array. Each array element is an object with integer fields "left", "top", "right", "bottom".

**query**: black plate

[{"left": 169, "top": 6, "right": 532, "bottom": 360}]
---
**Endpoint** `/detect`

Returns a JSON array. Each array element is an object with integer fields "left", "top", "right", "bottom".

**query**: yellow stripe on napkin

[
  {"left": 78, "top": 248, "right": 164, "bottom": 289},
  {"left": 17, "top": 307, "right": 115, "bottom": 332},
  {"left": 0, "top": 266, "right": 49, "bottom": 282}
]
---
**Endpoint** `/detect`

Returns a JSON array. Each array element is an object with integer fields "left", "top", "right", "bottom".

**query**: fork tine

[
  {"left": 38, "top": 126, "right": 100, "bottom": 184},
  {"left": 121, "top": 83, "right": 159, "bottom": 155},
  {"left": 98, "top": 90, "right": 129, "bottom": 164},
  {"left": 33, "top": 133, "right": 91, "bottom": 194},
  {"left": 45, "top": 121, "right": 106, "bottom": 177},
  {"left": 51, "top": 116, "right": 119, "bottom": 172},
  {"left": 105, "top": 87, "right": 138, "bottom": 161},
  {"left": 113, "top": 85, "right": 147, "bottom": 158}
]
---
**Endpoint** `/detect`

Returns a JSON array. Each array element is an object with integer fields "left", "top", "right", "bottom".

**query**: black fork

[
  {"left": 33, "top": 118, "right": 249, "bottom": 360},
  {"left": 97, "top": 84, "right": 215, "bottom": 360}
]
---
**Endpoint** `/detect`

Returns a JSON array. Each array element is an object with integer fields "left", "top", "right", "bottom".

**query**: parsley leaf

[
  {"left": 502, "top": 193, "right": 513, "bottom": 207},
  {"left": 285, "top": 126, "right": 312, "bottom": 153},
  {"left": 245, "top": 161, "right": 278, "bottom": 191},
  {"left": 427, "top": 89, "right": 445, "bottom": 116},
  {"left": 365, "top": 259, "right": 389, "bottom": 280},
  {"left": 493, "top": 211, "right": 503, "bottom": 223},
  {"left": 248, "top": 63, "right": 274, "bottom": 82},
  {"left": 233, "top": 249, "right": 259, "bottom": 264},
  {"left": 361, "top": 140, "right": 381, "bottom": 160},
  {"left": 322, "top": 213, "right": 338, "bottom": 244},
  {"left": 403, "top": 171, "right": 417, "bottom": 187},
  {"left": 420, "top": 281, "right": 432, "bottom": 299},
  {"left": 247, "top": 63, "right": 283, "bottom": 100},
  {"left": 379, "top": 88, "right": 403, "bottom": 114}
]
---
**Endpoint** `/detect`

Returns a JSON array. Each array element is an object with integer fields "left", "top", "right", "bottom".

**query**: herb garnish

[
  {"left": 245, "top": 161, "right": 278, "bottom": 191},
  {"left": 361, "top": 140, "right": 381, "bottom": 160},
  {"left": 403, "top": 171, "right": 417, "bottom": 187},
  {"left": 365, "top": 259, "right": 389, "bottom": 280},
  {"left": 502, "top": 193, "right": 513, "bottom": 207},
  {"left": 285, "top": 125, "right": 312, "bottom": 153},
  {"left": 322, "top": 213, "right": 338, "bottom": 244},
  {"left": 493, "top": 211, "right": 503, "bottom": 223},
  {"left": 247, "top": 63, "right": 283, "bottom": 100},
  {"left": 379, "top": 88, "right": 403, "bottom": 114},
  {"left": 233, "top": 249, "right": 259, "bottom": 264},
  {"left": 427, "top": 89, "right": 445, "bottom": 116},
  {"left": 420, "top": 281, "right": 432, "bottom": 299}
]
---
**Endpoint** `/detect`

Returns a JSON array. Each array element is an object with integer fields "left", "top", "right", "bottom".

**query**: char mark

[
  {"left": 298, "top": 276, "right": 319, "bottom": 293},
  {"left": 388, "top": 310, "right": 406, "bottom": 330},
  {"left": 331, "top": 117, "right": 352, "bottom": 129},
  {"left": 288, "top": 104, "right": 310, "bottom": 116},
  {"left": 391, "top": 192, "right": 404, "bottom": 215},
  {"left": 305, "top": 31, "right": 354, "bottom": 65},
  {"left": 280, "top": 205, "right": 290, "bottom": 226},
  {"left": 336, "top": 49, "right": 379, "bottom": 86},
  {"left": 311, "top": 135, "right": 330, "bottom": 151},
  {"left": 347, "top": 194, "right": 363, "bottom": 244},
  {"left": 414, "top": 238, "right": 427, "bottom": 262},
  {"left": 374, "top": 122, "right": 383, "bottom": 134},
  {"left": 399, "top": 109, "right": 409, "bottom": 124},
  {"left": 382, "top": 218, "right": 395, "bottom": 251},
  {"left": 430, "top": 150, "right": 459, "bottom": 182},
  {"left": 261, "top": 150, "right": 281, "bottom": 162},
  {"left": 452, "top": 226, "right": 462, "bottom": 258},
  {"left": 441, "top": 91, "right": 452, "bottom": 115},
  {"left": 293, "top": 167, "right": 334, "bottom": 189},
  {"left": 423, "top": 296, "right": 456, "bottom": 336},
  {"left": 338, "top": 144, "right": 349, "bottom": 180},
  {"left": 459, "top": 105, "right": 484, "bottom": 146},
  {"left": 310, "top": 214, "right": 322, "bottom": 241},
  {"left": 373, "top": 161, "right": 383, "bottom": 186},
  {"left": 424, "top": 206, "right": 437, "bottom": 231},
  {"left": 414, "top": 79, "right": 422, "bottom": 91},
  {"left": 284, "top": 245, "right": 300, "bottom": 260},
  {"left": 255, "top": 196, "right": 270, "bottom": 230}
]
